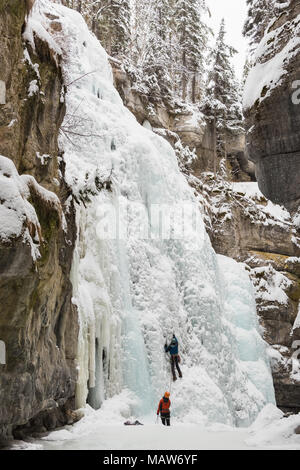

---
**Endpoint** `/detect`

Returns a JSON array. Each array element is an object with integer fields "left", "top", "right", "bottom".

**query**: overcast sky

[{"left": 205, "top": 0, "right": 248, "bottom": 80}]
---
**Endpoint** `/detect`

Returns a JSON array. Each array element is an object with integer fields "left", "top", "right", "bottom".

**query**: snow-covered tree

[
  {"left": 56, "top": 0, "right": 211, "bottom": 107},
  {"left": 93, "top": 0, "right": 131, "bottom": 58},
  {"left": 129, "top": 0, "right": 175, "bottom": 102},
  {"left": 174, "top": 0, "right": 210, "bottom": 103},
  {"left": 57, "top": 0, "right": 88, "bottom": 13},
  {"left": 242, "top": 56, "right": 252, "bottom": 86},
  {"left": 56, "top": 0, "right": 131, "bottom": 58},
  {"left": 202, "top": 20, "right": 244, "bottom": 169}
]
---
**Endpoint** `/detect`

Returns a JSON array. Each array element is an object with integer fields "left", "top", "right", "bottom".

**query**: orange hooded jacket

[{"left": 157, "top": 397, "right": 171, "bottom": 415}]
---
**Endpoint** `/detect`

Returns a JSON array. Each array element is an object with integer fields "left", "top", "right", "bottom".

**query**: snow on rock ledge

[
  {"left": 24, "top": 0, "right": 62, "bottom": 64},
  {"left": 0, "top": 155, "right": 61, "bottom": 260},
  {"left": 243, "top": 4, "right": 300, "bottom": 110},
  {"left": 243, "top": 0, "right": 300, "bottom": 209}
]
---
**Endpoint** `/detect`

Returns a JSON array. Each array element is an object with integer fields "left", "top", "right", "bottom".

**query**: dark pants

[
  {"left": 171, "top": 354, "right": 182, "bottom": 380},
  {"left": 161, "top": 413, "right": 170, "bottom": 426}
]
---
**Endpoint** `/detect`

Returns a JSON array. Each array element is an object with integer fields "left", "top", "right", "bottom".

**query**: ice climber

[
  {"left": 164, "top": 334, "right": 182, "bottom": 381},
  {"left": 157, "top": 392, "right": 171, "bottom": 426}
]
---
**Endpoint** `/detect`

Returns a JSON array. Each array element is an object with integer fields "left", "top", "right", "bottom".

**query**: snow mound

[
  {"left": 249, "top": 403, "right": 284, "bottom": 433},
  {"left": 246, "top": 405, "right": 300, "bottom": 448}
]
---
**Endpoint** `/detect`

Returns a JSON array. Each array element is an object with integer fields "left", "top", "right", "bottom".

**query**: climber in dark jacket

[{"left": 164, "top": 334, "right": 182, "bottom": 381}]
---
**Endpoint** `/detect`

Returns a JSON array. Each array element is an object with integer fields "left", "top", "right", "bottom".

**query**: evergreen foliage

[{"left": 202, "top": 20, "right": 244, "bottom": 159}]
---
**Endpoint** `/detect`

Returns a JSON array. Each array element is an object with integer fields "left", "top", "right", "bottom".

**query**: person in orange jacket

[{"left": 157, "top": 392, "right": 171, "bottom": 426}]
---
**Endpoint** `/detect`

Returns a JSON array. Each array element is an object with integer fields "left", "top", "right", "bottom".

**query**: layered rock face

[
  {"left": 244, "top": 0, "right": 300, "bottom": 210},
  {"left": 241, "top": 0, "right": 300, "bottom": 410},
  {"left": 0, "top": 0, "right": 78, "bottom": 440},
  {"left": 111, "top": 59, "right": 251, "bottom": 178},
  {"left": 192, "top": 174, "right": 300, "bottom": 413}
]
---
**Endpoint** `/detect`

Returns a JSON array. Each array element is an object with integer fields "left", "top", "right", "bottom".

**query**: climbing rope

[
  {"left": 165, "top": 348, "right": 174, "bottom": 393},
  {"left": 169, "top": 372, "right": 173, "bottom": 394},
  {"left": 163, "top": 337, "right": 172, "bottom": 393}
]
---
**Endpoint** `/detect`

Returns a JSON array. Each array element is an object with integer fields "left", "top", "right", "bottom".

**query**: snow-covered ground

[
  {"left": 10, "top": 403, "right": 300, "bottom": 451},
  {"left": 232, "top": 182, "right": 292, "bottom": 225},
  {"left": 12, "top": 426, "right": 256, "bottom": 451}
]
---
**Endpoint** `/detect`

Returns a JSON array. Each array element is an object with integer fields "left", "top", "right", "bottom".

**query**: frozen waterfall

[{"left": 35, "top": 1, "right": 276, "bottom": 427}]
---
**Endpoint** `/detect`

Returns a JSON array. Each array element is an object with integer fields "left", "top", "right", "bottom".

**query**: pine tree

[
  {"left": 94, "top": 0, "right": 131, "bottom": 58},
  {"left": 174, "top": 0, "right": 210, "bottom": 103},
  {"left": 202, "top": 20, "right": 244, "bottom": 170},
  {"left": 242, "top": 57, "right": 251, "bottom": 86},
  {"left": 56, "top": 1, "right": 131, "bottom": 59},
  {"left": 131, "top": 0, "right": 174, "bottom": 102},
  {"left": 147, "top": 0, "right": 175, "bottom": 99},
  {"left": 55, "top": 0, "right": 211, "bottom": 108}
]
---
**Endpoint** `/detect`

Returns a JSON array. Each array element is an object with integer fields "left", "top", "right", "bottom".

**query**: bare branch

[{"left": 66, "top": 70, "right": 97, "bottom": 88}]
